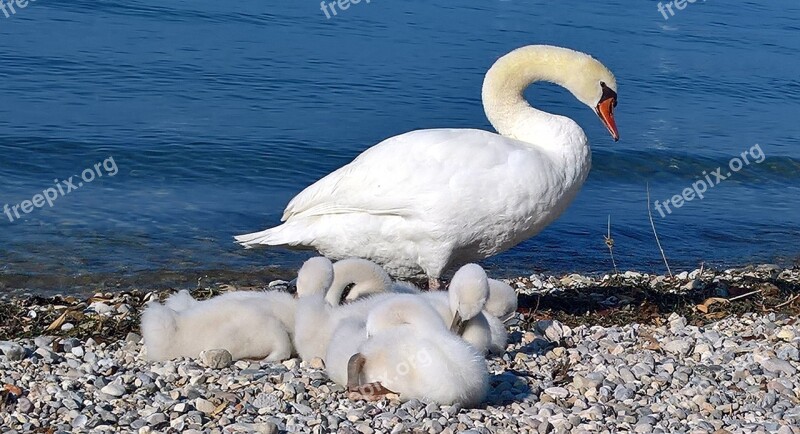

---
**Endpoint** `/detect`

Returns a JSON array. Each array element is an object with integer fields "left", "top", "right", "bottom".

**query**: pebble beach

[{"left": 1, "top": 265, "right": 799, "bottom": 434}]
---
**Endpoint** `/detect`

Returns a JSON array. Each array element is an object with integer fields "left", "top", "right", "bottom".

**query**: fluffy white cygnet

[
  {"left": 486, "top": 279, "right": 518, "bottom": 320},
  {"left": 141, "top": 289, "right": 295, "bottom": 362},
  {"left": 420, "top": 264, "right": 493, "bottom": 354},
  {"left": 325, "top": 316, "right": 368, "bottom": 387},
  {"left": 294, "top": 256, "right": 410, "bottom": 362},
  {"left": 163, "top": 290, "right": 198, "bottom": 312},
  {"left": 346, "top": 294, "right": 489, "bottom": 407},
  {"left": 484, "top": 279, "right": 518, "bottom": 355},
  {"left": 293, "top": 256, "right": 337, "bottom": 362},
  {"left": 326, "top": 258, "right": 420, "bottom": 306}
]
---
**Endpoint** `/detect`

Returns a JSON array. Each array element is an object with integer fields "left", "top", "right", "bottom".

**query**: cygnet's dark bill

[{"left": 450, "top": 311, "right": 467, "bottom": 335}]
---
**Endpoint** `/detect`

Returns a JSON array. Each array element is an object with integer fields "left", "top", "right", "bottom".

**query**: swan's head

[
  {"left": 365, "top": 294, "right": 446, "bottom": 338},
  {"left": 483, "top": 45, "right": 619, "bottom": 141},
  {"left": 485, "top": 279, "right": 518, "bottom": 320},
  {"left": 553, "top": 48, "right": 619, "bottom": 142},
  {"left": 296, "top": 256, "right": 334, "bottom": 298},
  {"left": 581, "top": 77, "right": 618, "bottom": 143},
  {"left": 448, "top": 264, "right": 490, "bottom": 334},
  {"left": 328, "top": 258, "right": 393, "bottom": 305}
]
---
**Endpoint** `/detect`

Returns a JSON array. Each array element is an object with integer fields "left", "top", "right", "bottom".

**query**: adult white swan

[{"left": 236, "top": 45, "right": 619, "bottom": 288}]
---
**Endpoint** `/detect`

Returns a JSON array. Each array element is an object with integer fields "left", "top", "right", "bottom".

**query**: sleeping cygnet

[
  {"left": 141, "top": 287, "right": 296, "bottom": 362},
  {"left": 420, "top": 264, "right": 493, "bottom": 354},
  {"left": 326, "top": 258, "right": 420, "bottom": 306},
  {"left": 344, "top": 294, "right": 489, "bottom": 407},
  {"left": 484, "top": 278, "right": 518, "bottom": 355}
]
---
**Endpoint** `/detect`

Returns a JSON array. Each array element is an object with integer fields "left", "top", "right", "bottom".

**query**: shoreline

[
  {"left": 1, "top": 264, "right": 798, "bottom": 433},
  {"left": 1, "top": 263, "right": 798, "bottom": 342},
  {"left": 1, "top": 254, "right": 798, "bottom": 297}
]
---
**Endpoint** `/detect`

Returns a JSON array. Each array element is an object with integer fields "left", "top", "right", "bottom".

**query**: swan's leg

[{"left": 428, "top": 276, "right": 443, "bottom": 291}]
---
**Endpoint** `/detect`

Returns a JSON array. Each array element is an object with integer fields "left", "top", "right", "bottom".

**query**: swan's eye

[{"left": 599, "top": 82, "right": 617, "bottom": 107}]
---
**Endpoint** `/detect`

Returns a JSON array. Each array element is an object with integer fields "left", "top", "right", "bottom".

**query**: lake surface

[{"left": 1, "top": 0, "right": 799, "bottom": 293}]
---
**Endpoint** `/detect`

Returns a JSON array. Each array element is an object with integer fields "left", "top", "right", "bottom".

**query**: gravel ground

[{"left": 1, "top": 265, "right": 799, "bottom": 433}]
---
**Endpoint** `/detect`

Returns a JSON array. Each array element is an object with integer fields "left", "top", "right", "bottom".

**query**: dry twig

[
  {"left": 646, "top": 183, "right": 673, "bottom": 278},
  {"left": 774, "top": 294, "right": 800, "bottom": 309},
  {"left": 727, "top": 289, "right": 763, "bottom": 302},
  {"left": 604, "top": 215, "right": 619, "bottom": 275}
]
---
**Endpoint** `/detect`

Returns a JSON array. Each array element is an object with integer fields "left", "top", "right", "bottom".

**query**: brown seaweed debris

[
  {"left": 0, "top": 265, "right": 798, "bottom": 341},
  {"left": 0, "top": 283, "right": 280, "bottom": 342},
  {"left": 513, "top": 265, "right": 800, "bottom": 329}
]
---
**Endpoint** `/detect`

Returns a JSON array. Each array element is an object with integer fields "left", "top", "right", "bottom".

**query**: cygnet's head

[
  {"left": 296, "top": 256, "right": 334, "bottom": 298},
  {"left": 365, "top": 295, "right": 446, "bottom": 338},
  {"left": 485, "top": 279, "right": 518, "bottom": 320},
  {"left": 448, "top": 264, "right": 489, "bottom": 334},
  {"left": 328, "top": 258, "right": 393, "bottom": 305}
]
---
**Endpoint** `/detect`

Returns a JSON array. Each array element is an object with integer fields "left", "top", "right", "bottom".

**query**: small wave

[{"left": 592, "top": 149, "right": 800, "bottom": 185}]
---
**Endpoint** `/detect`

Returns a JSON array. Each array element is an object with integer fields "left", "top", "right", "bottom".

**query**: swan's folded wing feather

[
  {"left": 281, "top": 163, "right": 417, "bottom": 220},
  {"left": 281, "top": 129, "right": 522, "bottom": 221}
]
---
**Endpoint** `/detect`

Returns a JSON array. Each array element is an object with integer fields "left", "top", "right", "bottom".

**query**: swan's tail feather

[
  {"left": 140, "top": 302, "right": 178, "bottom": 361},
  {"left": 234, "top": 222, "right": 310, "bottom": 248}
]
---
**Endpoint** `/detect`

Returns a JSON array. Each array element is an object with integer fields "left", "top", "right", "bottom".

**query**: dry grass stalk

[
  {"left": 604, "top": 215, "right": 619, "bottom": 275},
  {"left": 646, "top": 183, "right": 673, "bottom": 278}
]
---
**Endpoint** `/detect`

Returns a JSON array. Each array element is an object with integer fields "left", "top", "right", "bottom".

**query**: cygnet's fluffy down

[
  {"left": 293, "top": 257, "right": 336, "bottom": 362},
  {"left": 421, "top": 291, "right": 492, "bottom": 354},
  {"left": 348, "top": 295, "right": 489, "bottom": 407},
  {"left": 141, "top": 290, "right": 295, "bottom": 362},
  {"left": 486, "top": 279, "right": 518, "bottom": 320},
  {"left": 484, "top": 279, "right": 518, "bottom": 355},
  {"left": 327, "top": 258, "right": 421, "bottom": 306},
  {"left": 163, "top": 290, "right": 199, "bottom": 312},
  {"left": 295, "top": 257, "right": 417, "bottom": 362},
  {"left": 419, "top": 263, "right": 492, "bottom": 354},
  {"left": 325, "top": 316, "right": 368, "bottom": 386},
  {"left": 327, "top": 258, "right": 393, "bottom": 305},
  {"left": 485, "top": 315, "right": 508, "bottom": 355},
  {"left": 162, "top": 289, "right": 297, "bottom": 335}
]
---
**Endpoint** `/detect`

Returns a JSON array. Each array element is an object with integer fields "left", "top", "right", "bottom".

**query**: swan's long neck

[{"left": 481, "top": 46, "right": 592, "bottom": 160}]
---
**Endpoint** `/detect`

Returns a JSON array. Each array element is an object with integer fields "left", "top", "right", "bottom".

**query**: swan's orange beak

[{"left": 597, "top": 97, "right": 619, "bottom": 142}]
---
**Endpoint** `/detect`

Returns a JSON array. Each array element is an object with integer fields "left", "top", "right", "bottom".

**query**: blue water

[{"left": 1, "top": 0, "right": 799, "bottom": 292}]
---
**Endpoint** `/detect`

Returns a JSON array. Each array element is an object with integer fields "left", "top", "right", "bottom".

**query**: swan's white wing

[{"left": 281, "top": 128, "right": 544, "bottom": 221}]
